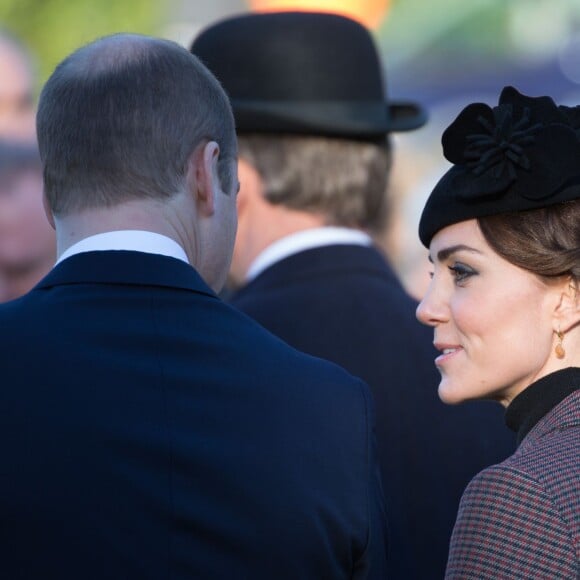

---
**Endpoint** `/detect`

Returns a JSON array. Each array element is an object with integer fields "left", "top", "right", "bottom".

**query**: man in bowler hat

[
  {"left": 192, "top": 12, "right": 516, "bottom": 578},
  {"left": 1, "top": 33, "right": 388, "bottom": 578}
]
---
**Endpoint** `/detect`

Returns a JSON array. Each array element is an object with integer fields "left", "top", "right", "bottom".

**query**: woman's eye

[{"left": 448, "top": 262, "right": 477, "bottom": 284}]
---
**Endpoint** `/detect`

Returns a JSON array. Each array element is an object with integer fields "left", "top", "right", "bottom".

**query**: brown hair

[
  {"left": 478, "top": 199, "right": 580, "bottom": 285},
  {"left": 238, "top": 134, "right": 392, "bottom": 234}
]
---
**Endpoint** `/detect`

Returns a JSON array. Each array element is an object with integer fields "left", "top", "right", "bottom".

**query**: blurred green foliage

[{"left": 0, "top": 0, "right": 165, "bottom": 92}]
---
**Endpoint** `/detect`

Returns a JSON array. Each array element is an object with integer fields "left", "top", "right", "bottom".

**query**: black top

[{"left": 505, "top": 367, "right": 580, "bottom": 444}]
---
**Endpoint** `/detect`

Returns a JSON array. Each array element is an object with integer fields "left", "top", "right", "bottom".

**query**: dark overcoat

[
  {"left": 1, "top": 250, "right": 388, "bottom": 579},
  {"left": 231, "top": 244, "right": 516, "bottom": 579}
]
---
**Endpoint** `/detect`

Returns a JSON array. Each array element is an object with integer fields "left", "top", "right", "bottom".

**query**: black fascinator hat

[
  {"left": 191, "top": 11, "right": 427, "bottom": 139},
  {"left": 419, "top": 86, "right": 580, "bottom": 247}
]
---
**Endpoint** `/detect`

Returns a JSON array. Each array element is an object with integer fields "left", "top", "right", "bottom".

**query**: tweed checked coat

[{"left": 446, "top": 384, "right": 580, "bottom": 579}]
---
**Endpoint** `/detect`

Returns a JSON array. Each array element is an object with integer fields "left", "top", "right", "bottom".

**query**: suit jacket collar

[
  {"left": 246, "top": 228, "right": 372, "bottom": 282},
  {"left": 236, "top": 244, "right": 399, "bottom": 295},
  {"left": 36, "top": 250, "right": 216, "bottom": 298}
]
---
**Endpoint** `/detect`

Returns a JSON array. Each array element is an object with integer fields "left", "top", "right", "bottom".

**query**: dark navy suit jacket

[
  {"left": 1, "top": 250, "right": 388, "bottom": 579},
  {"left": 231, "top": 244, "right": 516, "bottom": 579}
]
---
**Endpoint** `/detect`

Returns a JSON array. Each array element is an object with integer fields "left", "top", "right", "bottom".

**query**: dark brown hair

[{"left": 478, "top": 199, "right": 580, "bottom": 284}]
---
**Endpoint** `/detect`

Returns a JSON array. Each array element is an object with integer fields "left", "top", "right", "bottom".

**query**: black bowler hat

[
  {"left": 190, "top": 11, "right": 427, "bottom": 138},
  {"left": 419, "top": 86, "right": 580, "bottom": 247}
]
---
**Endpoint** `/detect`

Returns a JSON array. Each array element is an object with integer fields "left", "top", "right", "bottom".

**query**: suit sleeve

[
  {"left": 352, "top": 380, "right": 389, "bottom": 580},
  {"left": 445, "top": 465, "right": 577, "bottom": 579}
]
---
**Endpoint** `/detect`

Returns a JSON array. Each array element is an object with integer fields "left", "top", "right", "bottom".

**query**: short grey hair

[
  {"left": 37, "top": 34, "right": 236, "bottom": 216},
  {"left": 238, "top": 134, "right": 392, "bottom": 233}
]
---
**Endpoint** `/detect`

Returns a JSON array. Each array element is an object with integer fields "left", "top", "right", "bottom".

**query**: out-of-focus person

[
  {"left": 0, "top": 140, "right": 55, "bottom": 302},
  {"left": 191, "top": 11, "right": 516, "bottom": 579},
  {"left": 1, "top": 33, "right": 388, "bottom": 579},
  {"left": 0, "top": 29, "right": 36, "bottom": 141},
  {"left": 0, "top": 31, "right": 52, "bottom": 301},
  {"left": 417, "top": 86, "right": 580, "bottom": 579}
]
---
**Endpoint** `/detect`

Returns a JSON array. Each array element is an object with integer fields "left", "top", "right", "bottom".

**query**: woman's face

[{"left": 416, "top": 219, "right": 561, "bottom": 407}]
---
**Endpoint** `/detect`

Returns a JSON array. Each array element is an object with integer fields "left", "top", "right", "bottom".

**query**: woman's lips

[{"left": 434, "top": 345, "right": 463, "bottom": 366}]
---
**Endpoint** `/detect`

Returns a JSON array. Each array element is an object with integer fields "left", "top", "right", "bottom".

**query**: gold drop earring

[{"left": 555, "top": 328, "right": 566, "bottom": 359}]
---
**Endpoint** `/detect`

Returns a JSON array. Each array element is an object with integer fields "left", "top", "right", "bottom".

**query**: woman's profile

[{"left": 417, "top": 86, "right": 579, "bottom": 578}]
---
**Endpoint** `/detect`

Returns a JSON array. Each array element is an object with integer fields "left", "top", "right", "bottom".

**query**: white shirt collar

[
  {"left": 56, "top": 230, "right": 189, "bottom": 265},
  {"left": 246, "top": 226, "right": 372, "bottom": 283}
]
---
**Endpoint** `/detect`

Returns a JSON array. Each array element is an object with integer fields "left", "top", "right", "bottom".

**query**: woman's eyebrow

[{"left": 428, "top": 244, "right": 483, "bottom": 263}]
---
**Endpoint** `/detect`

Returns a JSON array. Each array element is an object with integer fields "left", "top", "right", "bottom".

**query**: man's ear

[
  {"left": 553, "top": 278, "right": 580, "bottom": 334},
  {"left": 186, "top": 140, "right": 220, "bottom": 218},
  {"left": 42, "top": 192, "right": 56, "bottom": 230}
]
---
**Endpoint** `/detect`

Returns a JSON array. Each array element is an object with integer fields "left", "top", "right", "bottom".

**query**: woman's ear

[{"left": 553, "top": 278, "right": 580, "bottom": 334}]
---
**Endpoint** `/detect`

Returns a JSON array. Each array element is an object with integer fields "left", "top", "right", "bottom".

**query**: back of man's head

[
  {"left": 38, "top": 34, "right": 236, "bottom": 217},
  {"left": 238, "top": 134, "right": 391, "bottom": 233},
  {"left": 191, "top": 12, "right": 425, "bottom": 233}
]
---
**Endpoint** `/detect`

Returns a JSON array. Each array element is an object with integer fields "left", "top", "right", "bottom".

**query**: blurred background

[{"left": 2, "top": 0, "right": 580, "bottom": 298}]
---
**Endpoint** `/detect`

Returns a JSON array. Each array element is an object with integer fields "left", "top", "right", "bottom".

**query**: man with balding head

[{"left": 1, "top": 34, "right": 387, "bottom": 579}]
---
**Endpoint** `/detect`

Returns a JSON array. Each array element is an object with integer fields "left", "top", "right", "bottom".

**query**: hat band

[{"left": 232, "top": 99, "right": 426, "bottom": 135}]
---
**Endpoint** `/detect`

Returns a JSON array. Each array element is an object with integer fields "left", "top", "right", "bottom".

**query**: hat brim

[{"left": 231, "top": 99, "right": 427, "bottom": 137}]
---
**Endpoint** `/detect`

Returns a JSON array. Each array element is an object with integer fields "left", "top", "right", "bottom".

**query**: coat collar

[
  {"left": 517, "top": 383, "right": 580, "bottom": 449},
  {"left": 246, "top": 228, "right": 372, "bottom": 283},
  {"left": 237, "top": 244, "right": 398, "bottom": 293},
  {"left": 36, "top": 250, "right": 216, "bottom": 298}
]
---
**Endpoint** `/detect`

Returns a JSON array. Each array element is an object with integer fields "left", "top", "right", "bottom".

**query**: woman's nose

[{"left": 416, "top": 280, "right": 448, "bottom": 327}]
